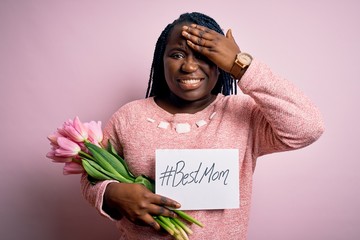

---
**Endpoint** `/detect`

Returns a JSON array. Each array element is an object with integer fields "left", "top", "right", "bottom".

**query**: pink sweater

[{"left": 81, "top": 59, "right": 324, "bottom": 239}]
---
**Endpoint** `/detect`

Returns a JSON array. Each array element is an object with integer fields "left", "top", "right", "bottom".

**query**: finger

[
  {"left": 190, "top": 23, "right": 212, "bottom": 36},
  {"left": 181, "top": 30, "right": 207, "bottom": 47},
  {"left": 186, "top": 39, "right": 205, "bottom": 54},
  {"left": 143, "top": 214, "right": 161, "bottom": 231},
  {"left": 149, "top": 204, "right": 177, "bottom": 218},
  {"left": 226, "top": 29, "right": 238, "bottom": 46},
  {"left": 226, "top": 29, "right": 233, "bottom": 39},
  {"left": 182, "top": 32, "right": 211, "bottom": 54},
  {"left": 155, "top": 195, "right": 181, "bottom": 209},
  {"left": 182, "top": 25, "right": 213, "bottom": 41},
  {"left": 196, "top": 37, "right": 207, "bottom": 47}
]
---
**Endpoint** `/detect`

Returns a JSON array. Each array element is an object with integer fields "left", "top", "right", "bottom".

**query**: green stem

[
  {"left": 154, "top": 217, "right": 174, "bottom": 236},
  {"left": 158, "top": 216, "right": 176, "bottom": 230},
  {"left": 171, "top": 217, "right": 193, "bottom": 235},
  {"left": 79, "top": 150, "right": 94, "bottom": 160},
  {"left": 173, "top": 210, "right": 204, "bottom": 228},
  {"left": 171, "top": 219, "right": 189, "bottom": 240}
]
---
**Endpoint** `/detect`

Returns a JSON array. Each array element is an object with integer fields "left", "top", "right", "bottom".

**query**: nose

[{"left": 181, "top": 56, "right": 199, "bottom": 73}]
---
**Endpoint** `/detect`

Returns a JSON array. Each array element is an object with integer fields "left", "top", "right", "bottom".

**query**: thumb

[
  {"left": 226, "top": 29, "right": 239, "bottom": 47},
  {"left": 226, "top": 29, "right": 234, "bottom": 40}
]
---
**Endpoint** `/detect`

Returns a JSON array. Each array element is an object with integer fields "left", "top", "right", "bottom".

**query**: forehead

[{"left": 166, "top": 24, "right": 188, "bottom": 48}]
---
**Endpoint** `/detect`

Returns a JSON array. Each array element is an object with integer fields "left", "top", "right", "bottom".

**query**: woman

[{"left": 81, "top": 12, "right": 324, "bottom": 239}]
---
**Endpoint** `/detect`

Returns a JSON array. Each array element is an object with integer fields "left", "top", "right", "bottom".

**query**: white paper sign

[{"left": 155, "top": 149, "right": 239, "bottom": 210}]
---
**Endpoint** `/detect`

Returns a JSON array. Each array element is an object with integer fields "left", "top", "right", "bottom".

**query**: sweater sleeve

[
  {"left": 79, "top": 115, "right": 122, "bottom": 221},
  {"left": 80, "top": 174, "right": 118, "bottom": 221},
  {"left": 238, "top": 59, "right": 324, "bottom": 157}
]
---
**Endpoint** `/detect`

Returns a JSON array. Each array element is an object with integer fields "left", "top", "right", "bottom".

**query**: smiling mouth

[
  {"left": 178, "top": 78, "right": 203, "bottom": 85},
  {"left": 179, "top": 78, "right": 202, "bottom": 84},
  {"left": 177, "top": 78, "right": 203, "bottom": 90}
]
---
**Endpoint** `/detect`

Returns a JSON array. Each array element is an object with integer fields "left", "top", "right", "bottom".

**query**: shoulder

[
  {"left": 105, "top": 98, "right": 155, "bottom": 128},
  {"left": 112, "top": 98, "right": 154, "bottom": 118}
]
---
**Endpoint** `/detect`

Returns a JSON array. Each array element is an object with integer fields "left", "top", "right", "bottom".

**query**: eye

[
  {"left": 194, "top": 53, "right": 204, "bottom": 60},
  {"left": 195, "top": 53, "right": 212, "bottom": 64},
  {"left": 171, "top": 52, "right": 185, "bottom": 59}
]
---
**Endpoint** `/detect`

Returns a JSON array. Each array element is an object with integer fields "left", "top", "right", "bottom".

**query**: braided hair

[{"left": 146, "top": 12, "right": 237, "bottom": 98}]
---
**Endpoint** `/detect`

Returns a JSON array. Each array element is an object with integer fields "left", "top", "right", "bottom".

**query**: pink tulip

[
  {"left": 57, "top": 119, "right": 72, "bottom": 136},
  {"left": 62, "top": 117, "right": 88, "bottom": 142},
  {"left": 84, "top": 121, "right": 103, "bottom": 144},
  {"left": 63, "top": 162, "right": 84, "bottom": 175},
  {"left": 46, "top": 150, "right": 73, "bottom": 163},
  {"left": 77, "top": 142, "right": 87, "bottom": 151},
  {"left": 55, "top": 137, "right": 81, "bottom": 157},
  {"left": 47, "top": 131, "right": 63, "bottom": 145},
  {"left": 73, "top": 116, "right": 88, "bottom": 138}
]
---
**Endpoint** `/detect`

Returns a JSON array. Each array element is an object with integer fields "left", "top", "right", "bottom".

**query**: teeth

[{"left": 180, "top": 79, "right": 201, "bottom": 84}]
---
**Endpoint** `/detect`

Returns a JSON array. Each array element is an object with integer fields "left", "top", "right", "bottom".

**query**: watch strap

[
  {"left": 230, "top": 52, "right": 252, "bottom": 79},
  {"left": 230, "top": 59, "right": 243, "bottom": 79}
]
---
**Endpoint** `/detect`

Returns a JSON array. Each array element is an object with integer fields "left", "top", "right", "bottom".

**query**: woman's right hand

[{"left": 103, "top": 182, "right": 181, "bottom": 231}]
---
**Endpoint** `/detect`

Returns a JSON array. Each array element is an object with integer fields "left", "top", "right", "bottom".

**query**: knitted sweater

[{"left": 81, "top": 59, "right": 324, "bottom": 239}]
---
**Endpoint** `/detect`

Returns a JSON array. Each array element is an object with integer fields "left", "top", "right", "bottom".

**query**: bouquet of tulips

[{"left": 46, "top": 116, "right": 203, "bottom": 240}]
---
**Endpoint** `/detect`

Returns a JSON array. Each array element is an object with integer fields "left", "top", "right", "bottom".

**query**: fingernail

[{"left": 182, "top": 25, "right": 189, "bottom": 30}]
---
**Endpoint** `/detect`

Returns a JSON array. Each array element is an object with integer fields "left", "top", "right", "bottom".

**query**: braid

[
  {"left": 146, "top": 12, "right": 237, "bottom": 98},
  {"left": 146, "top": 24, "right": 172, "bottom": 98}
]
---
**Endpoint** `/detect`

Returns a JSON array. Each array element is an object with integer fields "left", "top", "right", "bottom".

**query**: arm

[
  {"left": 79, "top": 117, "right": 122, "bottom": 221},
  {"left": 182, "top": 24, "right": 324, "bottom": 156},
  {"left": 239, "top": 60, "right": 324, "bottom": 156},
  {"left": 80, "top": 174, "right": 118, "bottom": 220},
  {"left": 80, "top": 114, "right": 181, "bottom": 231}
]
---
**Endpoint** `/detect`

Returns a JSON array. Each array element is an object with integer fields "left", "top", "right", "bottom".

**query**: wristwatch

[{"left": 230, "top": 52, "right": 253, "bottom": 79}]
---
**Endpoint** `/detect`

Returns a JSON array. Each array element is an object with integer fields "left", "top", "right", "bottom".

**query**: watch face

[{"left": 238, "top": 53, "right": 252, "bottom": 65}]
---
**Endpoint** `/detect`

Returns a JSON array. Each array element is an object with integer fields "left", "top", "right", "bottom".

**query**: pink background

[{"left": 1, "top": 0, "right": 359, "bottom": 239}]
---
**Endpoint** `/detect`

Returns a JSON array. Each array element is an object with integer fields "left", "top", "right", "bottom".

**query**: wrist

[
  {"left": 230, "top": 52, "right": 253, "bottom": 80},
  {"left": 102, "top": 182, "right": 123, "bottom": 220},
  {"left": 234, "top": 66, "right": 249, "bottom": 79}
]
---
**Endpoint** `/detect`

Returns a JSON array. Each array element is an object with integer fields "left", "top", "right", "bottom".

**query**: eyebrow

[
  {"left": 167, "top": 46, "right": 186, "bottom": 52},
  {"left": 166, "top": 42, "right": 189, "bottom": 52}
]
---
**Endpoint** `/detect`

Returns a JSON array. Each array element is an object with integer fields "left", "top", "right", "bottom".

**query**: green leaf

[
  {"left": 134, "top": 175, "right": 155, "bottom": 192},
  {"left": 85, "top": 142, "right": 134, "bottom": 181},
  {"left": 86, "top": 159, "right": 130, "bottom": 183},
  {"left": 82, "top": 159, "right": 113, "bottom": 181},
  {"left": 107, "top": 140, "right": 135, "bottom": 178}
]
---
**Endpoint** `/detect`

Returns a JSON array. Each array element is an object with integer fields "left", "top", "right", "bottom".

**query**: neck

[{"left": 156, "top": 94, "right": 216, "bottom": 114}]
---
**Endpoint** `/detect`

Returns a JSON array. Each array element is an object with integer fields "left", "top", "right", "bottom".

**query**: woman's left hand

[{"left": 182, "top": 24, "right": 241, "bottom": 73}]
